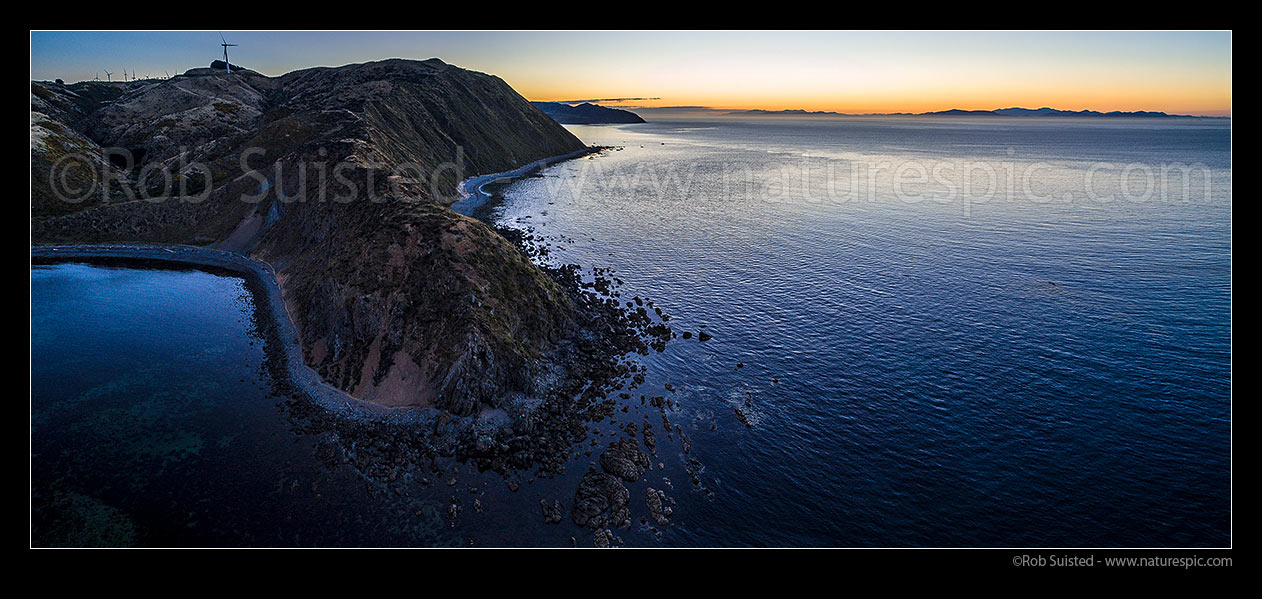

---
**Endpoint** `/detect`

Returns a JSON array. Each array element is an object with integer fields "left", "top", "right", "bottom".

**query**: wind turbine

[
  {"left": 220, "top": 33, "right": 238, "bottom": 73},
  {"left": 104, "top": 70, "right": 113, "bottom": 82}
]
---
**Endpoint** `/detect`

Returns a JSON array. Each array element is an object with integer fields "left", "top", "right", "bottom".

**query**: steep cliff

[{"left": 31, "top": 59, "right": 591, "bottom": 416}]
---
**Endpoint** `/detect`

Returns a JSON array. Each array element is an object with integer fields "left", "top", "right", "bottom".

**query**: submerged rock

[
  {"left": 540, "top": 499, "right": 564, "bottom": 524},
  {"left": 599, "top": 438, "right": 651, "bottom": 482},
  {"left": 645, "top": 487, "right": 670, "bottom": 526},
  {"left": 642, "top": 425, "right": 657, "bottom": 454},
  {"left": 572, "top": 465, "right": 631, "bottom": 530}
]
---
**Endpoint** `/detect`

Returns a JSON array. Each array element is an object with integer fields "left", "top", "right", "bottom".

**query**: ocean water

[
  {"left": 30, "top": 116, "right": 1231, "bottom": 547},
  {"left": 489, "top": 117, "right": 1232, "bottom": 547}
]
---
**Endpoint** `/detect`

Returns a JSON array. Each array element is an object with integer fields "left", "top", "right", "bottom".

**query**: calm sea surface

[{"left": 30, "top": 117, "right": 1231, "bottom": 546}]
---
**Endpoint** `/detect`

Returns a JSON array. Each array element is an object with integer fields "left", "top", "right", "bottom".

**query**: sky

[{"left": 29, "top": 30, "right": 1232, "bottom": 116}]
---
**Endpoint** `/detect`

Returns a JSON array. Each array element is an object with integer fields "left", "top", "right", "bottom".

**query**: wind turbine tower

[
  {"left": 104, "top": 70, "right": 113, "bottom": 82},
  {"left": 220, "top": 33, "right": 238, "bottom": 73}
]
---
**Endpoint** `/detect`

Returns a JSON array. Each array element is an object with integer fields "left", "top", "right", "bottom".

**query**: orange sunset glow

[{"left": 32, "top": 31, "right": 1232, "bottom": 116}]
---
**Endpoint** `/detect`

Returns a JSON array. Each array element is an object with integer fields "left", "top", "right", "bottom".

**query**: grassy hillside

[{"left": 31, "top": 59, "right": 591, "bottom": 416}]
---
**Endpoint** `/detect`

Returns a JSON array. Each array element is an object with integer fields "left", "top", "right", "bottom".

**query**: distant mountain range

[
  {"left": 727, "top": 107, "right": 1226, "bottom": 119},
  {"left": 532, "top": 102, "right": 646, "bottom": 124}
]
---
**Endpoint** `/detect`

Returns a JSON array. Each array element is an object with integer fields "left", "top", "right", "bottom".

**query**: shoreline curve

[
  {"left": 450, "top": 147, "right": 598, "bottom": 216},
  {"left": 31, "top": 148, "right": 604, "bottom": 425}
]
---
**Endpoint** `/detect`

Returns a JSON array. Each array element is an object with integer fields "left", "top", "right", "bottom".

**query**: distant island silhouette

[
  {"left": 532, "top": 101, "right": 645, "bottom": 124},
  {"left": 726, "top": 107, "right": 1226, "bottom": 119}
]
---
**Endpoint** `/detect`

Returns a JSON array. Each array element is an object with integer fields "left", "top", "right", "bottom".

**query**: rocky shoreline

[
  {"left": 31, "top": 59, "right": 700, "bottom": 545},
  {"left": 28, "top": 190, "right": 678, "bottom": 466},
  {"left": 28, "top": 143, "right": 671, "bottom": 432},
  {"left": 443, "top": 157, "right": 712, "bottom": 546},
  {"left": 30, "top": 196, "right": 693, "bottom": 546},
  {"left": 32, "top": 59, "right": 594, "bottom": 416}
]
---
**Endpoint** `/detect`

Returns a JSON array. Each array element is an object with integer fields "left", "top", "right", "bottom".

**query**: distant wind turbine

[
  {"left": 220, "top": 33, "right": 238, "bottom": 73},
  {"left": 104, "top": 70, "right": 113, "bottom": 82}
]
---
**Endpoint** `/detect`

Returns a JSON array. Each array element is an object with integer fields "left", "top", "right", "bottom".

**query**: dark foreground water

[
  {"left": 31, "top": 117, "right": 1230, "bottom": 547},
  {"left": 30, "top": 264, "right": 462, "bottom": 546}
]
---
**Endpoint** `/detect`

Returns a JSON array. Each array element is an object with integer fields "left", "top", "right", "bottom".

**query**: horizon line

[{"left": 532, "top": 101, "right": 1231, "bottom": 118}]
